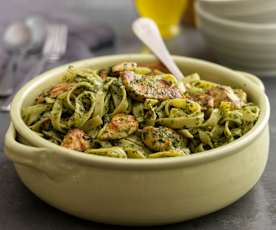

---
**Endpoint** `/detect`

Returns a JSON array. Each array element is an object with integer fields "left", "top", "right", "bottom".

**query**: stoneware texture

[
  {"left": 195, "top": 2, "right": 276, "bottom": 76},
  {"left": 198, "top": 0, "right": 276, "bottom": 18},
  {"left": 4, "top": 54, "right": 270, "bottom": 226}
]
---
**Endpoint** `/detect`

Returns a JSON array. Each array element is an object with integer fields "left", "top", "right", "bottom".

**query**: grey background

[{"left": 0, "top": 1, "right": 275, "bottom": 229}]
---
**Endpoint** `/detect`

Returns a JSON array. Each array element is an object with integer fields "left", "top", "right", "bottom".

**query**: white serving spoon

[{"left": 132, "top": 17, "right": 185, "bottom": 91}]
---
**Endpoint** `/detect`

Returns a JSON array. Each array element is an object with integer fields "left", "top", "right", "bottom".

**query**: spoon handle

[
  {"left": 132, "top": 17, "right": 184, "bottom": 80},
  {"left": 0, "top": 54, "right": 17, "bottom": 96},
  {"left": 0, "top": 57, "right": 47, "bottom": 112}
]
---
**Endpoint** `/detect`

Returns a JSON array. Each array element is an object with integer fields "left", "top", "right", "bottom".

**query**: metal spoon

[
  {"left": 25, "top": 16, "right": 47, "bottom": 52},
  {"left": 132, "top": 17, "right": 185, "bottom": 91},
  {"left": 0, "top": 22, "right": 32, "bottom": 96},
  {"left": 15, "top": 16, "right": 47, "bottom": 81},
  {"left": 0, "top": 17, "right": 47, "bottom": 97},
  {"left": 0, "top": 23, "right": 68, "bottom": 112},
  {"left": 13, "top": 16, "right": 47, "bottom": 81}
]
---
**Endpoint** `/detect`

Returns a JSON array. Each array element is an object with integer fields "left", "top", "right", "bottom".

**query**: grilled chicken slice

[
  {"left": 189, "top": 85, "right": 243, "bottom": 108},
  {"left": 138, "top": 62, "right": 169, "bottom": 74},
  {"left": 111, "top": 62, "right": 138, "bottom": 76},
  {"left": 98, "top": 114, "right": 139, "bottom": 140},
  {"left": 35, "top": 94, "right": 46, "bottom": 104},
  {"left": 49, "top": 82, "right": 74, "bottom": 98},
  {"left": 142, "top": 126, "right": 184, "bottom": 152},
  {"left": 208, "top": 86, "right": 242, "bottom": 107},
  {"left": 62, "top": 128, "right": 90, "bottom": 151},
  {"left": 121, "top": 71, "right": 182, "bottom": 101},
  {"left": 188, "top": 93, "right": 215, "bottom": 108}
]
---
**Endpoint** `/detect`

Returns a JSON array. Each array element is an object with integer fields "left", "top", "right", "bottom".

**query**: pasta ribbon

[
  {"left": 50, "top": 99, "right": 66, "bottom": 132},
  {"left": 68, "top": 91, "right": 95, "bottom": 128},
  {"left": 111, "top": 85, "right": 128, "bottom": 115},
  {"left": 164, "top": 98, "right": 201, "bottom": 115},
  {"left": 86, "top": 147, "right": 127, "bottom": 158},
  {"left": 148, "top": 150, "right": 187, "bottom": 158},
  {"left": 22, "top": 104, "right": 50, "bottom": 126},
  {"left": 23, "top": 65, "right": 260, "bottom": 158},
  {"left": 157, "top": 112, "right": 204, "bottom": 129}
]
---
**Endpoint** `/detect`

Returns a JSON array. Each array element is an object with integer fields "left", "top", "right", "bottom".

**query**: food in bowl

[
  {"left": 22, "top": 62, "right": 260, "bottom": 159},
  {"left": 5, "top": 55, "right": 270, "bottom": 225}
]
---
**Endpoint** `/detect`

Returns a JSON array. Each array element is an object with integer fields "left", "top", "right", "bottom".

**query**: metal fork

[{"left": 0, "top": 24, "right": 68, "bottom": 112}]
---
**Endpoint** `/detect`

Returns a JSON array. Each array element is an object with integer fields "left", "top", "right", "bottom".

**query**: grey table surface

[{"left": 0, "top": 1, "right": 275, "bottom": 229}]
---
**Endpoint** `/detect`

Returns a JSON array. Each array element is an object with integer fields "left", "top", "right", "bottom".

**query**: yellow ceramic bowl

[{"left": 5, "top": 55, "right": 270, "bottom": 226}]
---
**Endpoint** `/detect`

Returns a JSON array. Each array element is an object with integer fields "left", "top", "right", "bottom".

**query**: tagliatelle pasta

[{"left": 22, "top": 62, "right": 260, "bottom": 159}]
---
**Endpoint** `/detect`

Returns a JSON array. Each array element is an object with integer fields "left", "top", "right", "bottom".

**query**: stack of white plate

[{"left": 195, "top": 0, "right": 276, "bottom": 76}]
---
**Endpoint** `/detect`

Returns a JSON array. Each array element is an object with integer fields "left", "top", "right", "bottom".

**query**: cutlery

[
  {"left": 0, "top": 17, "right": 47, "bottom": 97},
  {"left": 0, "top": 22, "right": 32, "bottom": 96},
  {"left": 0, "top": 24, "right": 68, "bottom": 112},
  {"left": 25, "top": 16, "right": 47, "bottom": 52},
  {"left": 132, "top": 17, "right": 185, "bottom": 91}
]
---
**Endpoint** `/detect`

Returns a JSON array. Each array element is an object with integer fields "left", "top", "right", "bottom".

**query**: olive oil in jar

[{"left": 135, "top": 0, "right": 188, "bottom": 39}]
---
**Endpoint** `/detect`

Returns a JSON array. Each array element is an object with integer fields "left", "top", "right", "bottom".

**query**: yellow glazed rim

[{"left": 10, "top": 54, "right": 270, "bottom": 169}]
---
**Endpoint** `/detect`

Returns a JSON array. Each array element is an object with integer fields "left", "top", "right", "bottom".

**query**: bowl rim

[
  {"left": 10, "top": 54, "right": 270, "bottom": 169},
  {"left": 196, "top": 1, "right": 276, "bottom": 30},
  {"left": 198, "top": 0, "right": 276, "bottom": 17},
  {"left": 198, "top": 25, "right": 276, "bottom": 45}
]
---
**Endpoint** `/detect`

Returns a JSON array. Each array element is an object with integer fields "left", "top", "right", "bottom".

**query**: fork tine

[
  {"left": 57, "top": 24, "right": 68, "bottom": 55},
  {"left": 42, "top": 24, "right": 68, "bottom": 61},
  {"left": 51, "top": 25, "right": 61, "bottom": 56},
  {"left": 42, "top": 25, "right": 54, "bottom": 54}
]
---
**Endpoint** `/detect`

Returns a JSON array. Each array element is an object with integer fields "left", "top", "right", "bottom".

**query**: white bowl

[
  {"left": 195, "top": 2, "right": 276, "bottom": 76},
  {"left": 225, "top": 7, "right": 276, "bottom": 24},
  {"left": 199, "top": 0, "right": 276, "bottom": 18},
  {"left": 196, "top": 2, "right": 276, "bottom": 43}
]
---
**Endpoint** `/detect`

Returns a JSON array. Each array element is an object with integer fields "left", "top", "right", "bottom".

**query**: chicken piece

[
  {"left": 98, "top": 69, "right": 109, "bottom": 80},
  {"left": 35, "top": 94, "right": 45, "bottom": 104},
  {"left": 188, "top": 94, "right": 214, "bottom": 108},
  {"left": 98, "top": 114, "right": 139, "bottom": 140},
  {"left": 61, "top": 128, "right": 90, "bottom": 151},
  {"left": 142, "top": 126, "right": 184, "bottom": 152},
  {"left": 111, "top": 62, "right": 137, "bottom": 76},
  {"left": 189, "top": 86, "right": 242, "bottom": 108},
  {"left": 234, "top": 89, "right": 247, "bottom": 104},
  {"left": 121, "top": 71, "right": 182, "bottom": 101},
  {"left": 139, "top": 62, "right": 169, "bottom": 74},
  {"left": 208, "top": 86, "right": 242, "bottom": 107},
  {"left": 49, "top": 82, "right": 74, "bottom": 98}
]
